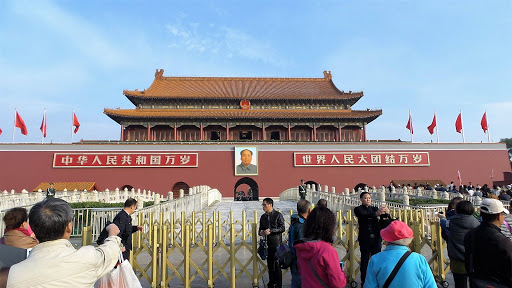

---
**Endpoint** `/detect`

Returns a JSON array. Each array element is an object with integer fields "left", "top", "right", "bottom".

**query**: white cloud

[
  {"left": 10, "top": 0, "right": 132, "bottom": 70},
  {"left": 164, "top": 21, "right": 287, "bottom": 67}
]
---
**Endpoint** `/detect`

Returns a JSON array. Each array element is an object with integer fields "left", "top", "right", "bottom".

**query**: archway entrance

[
  {"left": 172, "top": 181, "right": 190, "bottom": 199},
  {"left": 304, "top": 180, "right": 318, "bottom": 191},
  {"left": 234, "top": 177, "right": 259, "bottom": 201},
  {"left": 120, "top": 185, "right": 134, "bottom": 192}
]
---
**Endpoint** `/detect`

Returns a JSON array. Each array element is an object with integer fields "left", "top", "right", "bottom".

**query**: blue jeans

[{"left": 290, "top": 259, "right": 301, "bottom": 288}]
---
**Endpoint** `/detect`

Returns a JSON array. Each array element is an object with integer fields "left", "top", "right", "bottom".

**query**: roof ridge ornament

[
  {"left": 323, "top": 70, "right": 332, "bottom": 80},
  {"left": 155, "top": 69, "right": 164, "bottom": 79}
]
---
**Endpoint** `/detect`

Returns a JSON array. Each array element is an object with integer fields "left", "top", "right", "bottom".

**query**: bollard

[
  {"left": 208, "top": 224, "right": 214, "bottom": 288},
  {"left": 161, "top": 225, "right": 168, "bottom": 287}
]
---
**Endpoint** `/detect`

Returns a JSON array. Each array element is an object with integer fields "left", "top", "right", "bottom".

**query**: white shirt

[{"left": 7, "top": 236, "right": 121, "bottom": 288}]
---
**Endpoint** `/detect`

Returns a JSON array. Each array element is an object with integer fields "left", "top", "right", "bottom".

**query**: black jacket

[
  {"left": 113, "top": 209, "right": 138, "bottom": 251},
  {"left": 353, "top": 205, "right": 388, "bottom": 245},
  {"left": 464, "top": 222, "right": 512, "bottom": 286},
  {"left": 447, "top": 214, "right": 479, "bottom": 261},
  {"left": 259, "top": 209, "right": 285, "bottom": 248}
]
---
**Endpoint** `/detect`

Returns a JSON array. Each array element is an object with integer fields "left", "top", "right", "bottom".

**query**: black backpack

[
  {"left": 275, "top": 242, "right": 295, "bottom": 269},
  {"left": 96, "top": 221, "right": 112, "bottom": 245}
]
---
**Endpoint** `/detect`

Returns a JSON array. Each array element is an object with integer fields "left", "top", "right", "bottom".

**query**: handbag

[
  {"left": 257, "top": 236, "right": 268, "bottom": 260},
  {"left": 95, "top": 252, "right": 142, "bottom": 288}
]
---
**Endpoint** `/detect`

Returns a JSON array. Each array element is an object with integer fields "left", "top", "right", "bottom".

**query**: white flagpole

[
  {"left": 42, "top": 108, "right": 46, "bottom": 144},
  {"left": 12, "top": 108, "right": 16, "bottom": 144},
  {"left": 71, "top": 108, "right": 74, "bottom": 143},
  {"left": 460, "top": 109, "right": 465, "bottom": 143},
  {"left": 409, "top": 109, "right": 413, "bottom": 143},
  {"left": 486, "top": 111, "right": 491, "bottom": 143},
  {"left": 435, "top": 111, "right": 439, "bottom": 143}
]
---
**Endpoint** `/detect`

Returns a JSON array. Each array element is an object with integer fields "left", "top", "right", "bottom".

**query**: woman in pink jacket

[{"left": 294, "top": 206, "right": 347, "bottom": 288}]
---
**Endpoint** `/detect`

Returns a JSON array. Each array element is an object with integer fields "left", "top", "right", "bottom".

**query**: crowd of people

[
  {"left": 3, "top": 180, "right": 512, "bottom": 288},
  {"left": 0, "top": 198, "right": 142, "bottom": 288}
]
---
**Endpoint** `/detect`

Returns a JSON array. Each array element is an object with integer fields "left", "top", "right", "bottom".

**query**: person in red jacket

[{"left": 294, "top": 206, "right": 347, "bottom": 288}]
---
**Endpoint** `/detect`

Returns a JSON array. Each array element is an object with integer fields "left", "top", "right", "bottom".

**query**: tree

[{"left": 500, "top": 138, "right": 512, "bottom": 169}]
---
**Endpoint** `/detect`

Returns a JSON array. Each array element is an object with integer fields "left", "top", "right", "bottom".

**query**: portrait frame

[{"left": 234, "top": 146, "right": 258, "bottom": 176}]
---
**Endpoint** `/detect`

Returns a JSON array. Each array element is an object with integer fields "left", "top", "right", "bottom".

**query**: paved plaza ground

[{"left": 74, "top": 199, "right": 454, "bottom": 287}]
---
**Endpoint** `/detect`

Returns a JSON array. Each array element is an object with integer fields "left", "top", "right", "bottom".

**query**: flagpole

[
  {"left": 12, "top": 109, "right": 16, "bottom": 144},
  {"left": 42, "top": 108, "right": 46, "bottom": 144},
  {"left": 460, "top": 109, "right": 465, "bottom": 143},
  {"left": 486, "top": 111, "right": 491, "bottom": 143},
  {"left": 409, "top": 109, "right": 413, "bottom": 143},
  {"left": 435, "top": 111, "right": 439, "bottom": 143},
  {"left": 71, "top": 108, "right": 74, "bottom": 143}
]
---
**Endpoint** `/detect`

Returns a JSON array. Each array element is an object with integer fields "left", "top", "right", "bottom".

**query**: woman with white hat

[{"left": 364, "top": 221, "right": 436, "bottom": 288}]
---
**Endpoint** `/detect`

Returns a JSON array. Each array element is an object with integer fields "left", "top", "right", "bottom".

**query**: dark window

[
  {"left": 270, "top": 131, "right": 280, "bottom": 140},
  {"left": 211, "top": 131, "right": 220, "bottom": 140},
  {"left": 239, "top": 131, "right": 252, "bottom": 140}
]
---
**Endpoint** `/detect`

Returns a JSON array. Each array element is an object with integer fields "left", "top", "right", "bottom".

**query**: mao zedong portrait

[{"left": 236, "top": 148, "right": 258, "bottom": 175}]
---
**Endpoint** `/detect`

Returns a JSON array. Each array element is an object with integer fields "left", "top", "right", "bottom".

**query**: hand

[
  {"left": 121, "top": 246, "right": 126, "bottom": 252},
  {"left": 106, "top": 223, "right": 120, "bottom": 237},
  {"left": 137, "top": 226, "right": 143, "bottom": 232},
  {"left": 264, "top": 229, "right": 271, "bottom": 236}
]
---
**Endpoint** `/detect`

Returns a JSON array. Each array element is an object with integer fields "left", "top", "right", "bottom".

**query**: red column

[
  {"left": 313, "top": 124, "right": 317, "bottom": 141},
  {"left": 120, "top": 124, "right": 125, "bottom": 141},
  {"left": 363, "top": 124, "right": 367, "bottom": 141},
  {"left": 226, "top": 124, "right": 230, "bottom": 140},
  {"left": 288, "top": 124, "right": 291, "bottom": 140},
  {"left": 262, "top": 124, "right": 266, "bottom": 140},
  {"left": 174, "top": 124, "right": 177, "bottom": 141},
  {"left": 147, "top": 124, "right": 151, "bottom": 141},
  {"left": 200, "top": 123, "right": 203, "bottom": 141}
]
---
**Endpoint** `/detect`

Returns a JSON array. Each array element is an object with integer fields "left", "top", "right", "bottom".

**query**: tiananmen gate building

[{"left": 0, "top": 70, "right": 510, "bottom": 199}]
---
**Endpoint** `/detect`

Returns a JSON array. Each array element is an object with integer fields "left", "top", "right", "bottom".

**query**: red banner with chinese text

[
  {"left": 294, "top": 152, "right": 429, "bottom": 167},
  {"left": 53, "top": 153, "right": 198, "bottom": 168}
]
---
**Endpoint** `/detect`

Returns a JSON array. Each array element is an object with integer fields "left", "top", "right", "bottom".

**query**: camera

[{"left": 340, "top": 261, "right": 345, "bottom": 271}]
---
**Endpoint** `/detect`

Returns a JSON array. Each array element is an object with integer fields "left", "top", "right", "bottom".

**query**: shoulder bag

[{"left": 383, "top": 250, "right": 411, "bottom": 288}]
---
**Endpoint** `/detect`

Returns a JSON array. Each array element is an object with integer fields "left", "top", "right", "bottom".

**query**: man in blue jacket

[{"left": 289, "top": 199, "right": 311, "bottom": 288}]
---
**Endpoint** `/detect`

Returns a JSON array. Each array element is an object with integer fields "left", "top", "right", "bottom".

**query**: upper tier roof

[
  {"left": 104, "top": 108, "right": 382, "bottom": 123},
  {"left": 123, "top": 69, "right": 363, "bottom": 100}
]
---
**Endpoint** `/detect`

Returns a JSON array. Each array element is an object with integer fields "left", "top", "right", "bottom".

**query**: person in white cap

[
  {"left": 464, "top": 198, "right": 512, "bottom": 287},
  {"left": 364, "top": 221, "right": 436, "bottom": 287}
]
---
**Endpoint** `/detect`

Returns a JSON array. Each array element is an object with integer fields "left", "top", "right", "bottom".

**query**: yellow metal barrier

[
  {"left": 81, "top": 226, "right": 93, "bottom": 246},
  {"left": 107, "top": 208, "right": 454, "bottom": 287}
]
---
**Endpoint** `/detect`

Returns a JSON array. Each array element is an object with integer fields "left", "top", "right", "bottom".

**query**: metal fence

[{"left": 86, "top": 207, "right": 451, "bottom": 288}]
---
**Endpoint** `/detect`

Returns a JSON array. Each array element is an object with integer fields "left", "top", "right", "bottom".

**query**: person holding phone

[{"left": 354, "top": 192, "right": 389, "bottom": 287}]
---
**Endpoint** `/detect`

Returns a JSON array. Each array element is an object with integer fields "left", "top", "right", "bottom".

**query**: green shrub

[{"left": 387, "top": 199, "right": 450, "bottom": 206}]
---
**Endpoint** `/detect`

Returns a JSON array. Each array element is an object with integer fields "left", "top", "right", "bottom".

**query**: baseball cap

[
  {"left": 480, "top": 198, "right": 509, "bottom": 214},
  {"left": 507, "top": 184, "right": 511, "bottom": 189}
]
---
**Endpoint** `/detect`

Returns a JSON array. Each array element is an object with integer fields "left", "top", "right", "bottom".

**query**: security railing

[
  {"left": 101, "top": 207, "right": 452, "bottom": 288},
  {"left": 0, "top": 186, "right": 221, "bottom": 239}
]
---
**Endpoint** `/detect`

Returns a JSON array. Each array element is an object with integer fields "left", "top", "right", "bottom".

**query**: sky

[{"left": 0, "top": 0, "right": 511, "bottom": 144}]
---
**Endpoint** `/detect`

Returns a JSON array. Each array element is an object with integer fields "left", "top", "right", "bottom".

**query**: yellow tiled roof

[
  {"left": 104, "top": 108, "right": 382, "bottom": 120},
  {"left": 123, "top": 69, "right": 363, "bottom": 100},
  {"left": 33, "top": 182, "right": 99, "bottom": 192}
]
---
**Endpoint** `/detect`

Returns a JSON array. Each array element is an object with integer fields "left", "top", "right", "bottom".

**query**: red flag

[
  {"left": 457, "top": 170, "right": 462, "bottom": 182},
  {"left": 455, "top": 113, "right": 463, "bottom": 133},
  {"left": 0, "top": 128, "right": 2, "bottom": 135},
  {"left": 481, "top": 112, "right": 488, "bottom": 133},
  {"left": 15, "top": 111, "right": 28, "bottom": 135},
  {"left": 73, "top": 112, "right": 80, "bottom": 134},
  {"left": 405, "top": 112, "right": 413, "bottom": 134},
  {"left": 427, "top": 114, "right": 437, "bottom": 135},
  {"left": 40, "top": 112, "right": 47, "bottom": 137}
]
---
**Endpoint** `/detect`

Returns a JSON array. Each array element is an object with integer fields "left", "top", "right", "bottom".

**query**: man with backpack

[{"left": 289, "top": 200, "right": 311, "bottom": 288}]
